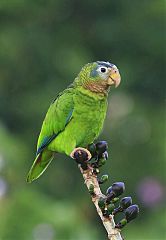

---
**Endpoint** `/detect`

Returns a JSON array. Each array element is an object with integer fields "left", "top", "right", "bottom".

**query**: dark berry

[
  {"left": 120, "top": 197, "right": 132, "bottom": 209},
  {"left": 96, "top": 141, "right": 108, "bottom": 156},
  {"left": 125, "top": 204, "right": 139, "bottom": 223}
]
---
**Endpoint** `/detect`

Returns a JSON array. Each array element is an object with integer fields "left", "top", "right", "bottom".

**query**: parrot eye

[{"left": 98, "top": 67, "right": 108, "bottom": 73}]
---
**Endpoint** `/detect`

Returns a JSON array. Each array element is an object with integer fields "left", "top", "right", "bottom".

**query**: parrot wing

[
  {"left": 27, "top": 86, "right": 74, "bottom": 182},
  {"left": 37, "top": 86, "right": 74, "bottom": 154}
]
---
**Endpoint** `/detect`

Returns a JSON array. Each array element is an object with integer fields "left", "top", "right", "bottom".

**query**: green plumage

[{"left": 27, "top": 61, "right": 121, "bottom": 182}]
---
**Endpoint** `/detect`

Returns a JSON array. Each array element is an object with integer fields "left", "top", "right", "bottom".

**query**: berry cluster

[
  {"left": 72, "top": 141, "right": 139, "bottom": 230},
  {"left": 98, "top": 182, "right": 139, "bottom": 229},
  {"left": 73, "top": 141, "right": 109, "bottom": 171}
]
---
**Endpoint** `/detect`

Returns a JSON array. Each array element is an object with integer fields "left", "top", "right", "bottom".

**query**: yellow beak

[{"left": 107, "top": 66, "right": 121, "bottom": 88}]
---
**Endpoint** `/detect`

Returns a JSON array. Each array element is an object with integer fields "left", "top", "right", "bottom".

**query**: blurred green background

[{"left": 0, "top": 0, "right": 165, "bottom": 239}]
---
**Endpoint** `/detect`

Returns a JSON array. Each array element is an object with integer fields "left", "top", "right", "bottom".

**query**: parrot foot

[{"left": 70, "top": 147, "right": 92, "bottom": 161}]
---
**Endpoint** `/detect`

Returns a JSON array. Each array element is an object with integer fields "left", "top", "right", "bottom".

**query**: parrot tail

[{"left": 26, "top": 150, "right": 54, "bottom": 183}]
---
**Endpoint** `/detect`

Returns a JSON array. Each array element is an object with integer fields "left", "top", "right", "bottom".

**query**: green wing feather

[{"left": 27, "top": 86, "right": 74, "bottom": 182}]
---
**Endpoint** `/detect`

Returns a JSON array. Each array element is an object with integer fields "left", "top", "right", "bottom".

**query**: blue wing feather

[{"left": 36, "top": 109, "right": 73, "bottom": 155}]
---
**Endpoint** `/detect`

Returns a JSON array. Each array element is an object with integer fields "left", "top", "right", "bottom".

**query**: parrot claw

[{"left": 70, "top": 147, "right": 92, "bottom": 161}]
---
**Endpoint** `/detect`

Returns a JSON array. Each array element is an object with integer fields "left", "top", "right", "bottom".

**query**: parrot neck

[
  {"left": 83, "top": 81, "right": 110, "bottom": 96},
  {"left": 75, "top": 86, "right": 108, "bottom": 101},
  {"left": 74, "top": 78, "right": 110, "bottom": 98}
]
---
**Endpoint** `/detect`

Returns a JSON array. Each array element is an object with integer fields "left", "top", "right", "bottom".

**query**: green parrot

[{"left": 27, "top": 61, "right": 121, "bottom": 183}]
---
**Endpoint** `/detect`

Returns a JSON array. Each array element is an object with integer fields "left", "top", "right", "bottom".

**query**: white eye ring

[{"left": 98, "top": 66, "right": 108, "bottom": 73}]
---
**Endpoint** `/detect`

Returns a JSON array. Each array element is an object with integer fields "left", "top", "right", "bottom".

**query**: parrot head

[{"left": 74, "top": 61, "right": 121, "bottom": 95}]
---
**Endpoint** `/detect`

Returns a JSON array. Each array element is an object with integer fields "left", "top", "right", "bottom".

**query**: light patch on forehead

[{"left": 96, "top": 61, "right": 117, "bottom": 69}]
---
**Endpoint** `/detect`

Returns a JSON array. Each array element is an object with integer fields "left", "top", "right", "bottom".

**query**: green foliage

[{"left": 0, "top": 0, "right": 165, "bottom": 239}]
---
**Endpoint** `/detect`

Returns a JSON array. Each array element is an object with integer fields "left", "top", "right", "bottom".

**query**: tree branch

[{"left": 79, "top": 165, "right": 123, "bottom": 240}]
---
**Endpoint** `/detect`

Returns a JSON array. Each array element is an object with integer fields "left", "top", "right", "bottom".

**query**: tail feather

[{"left": 27, "top": 150, "right": 54, "bottom": 183}]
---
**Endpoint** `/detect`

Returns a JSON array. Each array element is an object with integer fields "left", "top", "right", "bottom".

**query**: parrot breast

[{"left": 73, "top": 89, "right": 108, "bottom": 146}]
